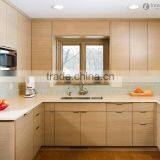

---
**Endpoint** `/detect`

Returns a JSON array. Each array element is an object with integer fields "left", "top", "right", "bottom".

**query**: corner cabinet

[{"left": 16, "top": 111, "right": 33, "bottom": 160}]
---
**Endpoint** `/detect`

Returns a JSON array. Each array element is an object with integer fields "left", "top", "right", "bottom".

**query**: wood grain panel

[
  {"left": 107, "top": 112, "right": 132, "bottom": 146},
  {"left": 0, "top": 122, "right": 15, "bottom": 160},
  {"left": 52, "top": 20, "right": 109, "bottom": 36},
  {"left": 55, "top": 111, "right": 80, "bottom": 146},
  {"left": 32, "top": 20, "right": 52, "bottom": 70},
  {"left": 130, "top": 21, "right": 148, "bottom": 70},
  {"left": 81, "top": 112, "right": 106, "bottom": 146},
  {"left": 133, "top": 103, "right": 155, "bottom": 112},
  {"left": 110, "top": 21, "right": 130, "bottom": 70},
  {"left": 16, "top": 111, "right": 33, "bottom": 160},
  {"left": 107, "top": 103, "right": 132, "bottom": 112},
  {"left": 55, "top": 103, "right": 106, "bottom": 112},
  {"left": 133, "top": 123, "right": 154, "bottom": 146},
  {"left": 148, "top": 21, "right": 160, "bottom": 70},
  {"left": 0, "top": 0, "right": 6, "bottom": 46}
]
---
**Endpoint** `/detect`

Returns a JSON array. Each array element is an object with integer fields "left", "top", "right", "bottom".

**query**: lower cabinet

[
  {"left": 81, "top": 112, "right": 106, "bottom": 146},
  {"left": 44, "top": 103, "right": 55, "bottom": 146},
  {"left": 33, "top": 103, "right": 44, "bottom": 156},
  {"left": 16, "top": 111, "right": 33, "bottom": 160},
  {"left": 157, "top": 104, "right": 160, "bottom": 150},
  {"left": 54, "top": 103, "right": 107, "bottom": 146},
  {"left": 55, "top": 111, "right": 81, "bottom": 146},
  {"left": 133, "top": 103, "right": 155, "bottom": 146},
  {"left": 107, "top": 111, "right": 132, "bottom": 146}
]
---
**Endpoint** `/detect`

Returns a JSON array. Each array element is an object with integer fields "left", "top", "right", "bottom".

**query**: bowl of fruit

[{"left": 0, "top": 99, "right": 9, "bottom": 111}]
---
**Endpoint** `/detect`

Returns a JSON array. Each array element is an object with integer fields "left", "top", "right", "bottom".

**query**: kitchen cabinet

[
  {"left": 157, "top": 104, "right": 160, "bottom": 150},
  {"left": 6, "top": 4, "right": 17, "bottom": 49},
  {"left": 0, "top": 0, "right": 7, "bottom": 47},
  {"left": 107, "top": 110, "right": 132, "bottom": 146},
  {"left": 33, "top": 104, "right": 44, "bottom": 156},
  {"left": 17, "top": 13, "right": 31, "bottom": 70},
  {"left": 130, "top": 21, "right": 148, "bottom": 70},
  {"left": 0, "top": 122, "right": 15, "bottom": 160},
  {"left": 32, "top": 20, "right": 52, "bottom": 70},
  {"left": 54, "top": 103, "right": 106, "bottom": 146},
  {"left": 55, "top": 111, "right": 81, "bottom": 146},
  {"left": 16, "top": 111, "right": 33, "bottom": 160},
  {"left": 133, "top": 103, "right": 155, "bottom": 146},
  {"left": 44, "top": 103, "right": 55, "bottom": 146},
  {"left": 148, "top": 21, "right": 160, "bottom": 70},
  {"left": 81, "top": 111, "right": 106, "bottom": 146},
  {"left": 110, "top": 21, "right": 130, "bottom": 71}
]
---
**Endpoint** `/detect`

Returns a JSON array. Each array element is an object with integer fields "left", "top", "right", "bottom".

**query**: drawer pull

[
  {"left": 73, "top": 111, "right": 80, "bottom": 113},
  {"left": 36, "top": 126, "right": 40, "bottom": 130},
  {"left": 116, "top": 111, "right": 123, "bottom": 113},
  {"left": 140, "top": 111, "right": 147, "bottom": 113},
  {"left": 35, "top": 113, "right": 40, "bottom": 117},
  {"left": 81, "top": 111, "right": 87, "bottom": 113},
  {"left": 49, "top": 111, "right": 54, "bottom": 113},
  {"left": 24, "top": 111, "right": 31, "bottom": 117},
  {"left": 140, "top": 124, "right": 147, "bottom": 126}
]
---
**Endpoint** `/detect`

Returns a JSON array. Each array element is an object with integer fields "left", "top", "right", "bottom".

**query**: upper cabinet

[
  {"left": 0, "top": 0, "right": 7, "bottom": 47},
  {"left": 130, "top": 21, "right": 148, "bottom": 70},
  {"left": 17, "top": 13, "right": 31, "bottom": 70},
  {"left": 6, "top": 4, "right": 18, "bottom": 49},
  {"left": 110, "top": 21, "right": 130, "bottom": 70},
  {"left": 53, "top": 20, "right": 110, "bottom": 36},
  {"left": 32, "top": 20, "right": 52, "bottom": 70},
  {"left": 148, "top": 21, "right": 160, "bottom": 70}
]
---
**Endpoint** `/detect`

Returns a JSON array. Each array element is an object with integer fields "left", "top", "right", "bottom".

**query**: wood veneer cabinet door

[
  {"left": 0, "top": 0, "right": 7, "bottom": 46},
  {"left": 6, "top": 4, "right": 17, "bottom": 49},
  {"left": 81, "top": 112, "right": 106, "bottom": 146},
  {"left": 107, "top": 111, "right": 132, "bottom": 146},
  {"left": 32, "top": 20, "right": 52, "bottom": 70},
  {"left": 55, "top": 111, "right": 81, "bottom": 146},
  {"left": 44, "top": 103, "right": 54, "bottom": 146},
  {"left": 133, "top": 123, "right": 154, "bottom": 146},
  {"left": 16, "top": 111, "right": 33, "bottom": 160},
  {"left": 110, "top": 21, "right": 130, "bottom": 71},
  {"left": 0, "top": 122, "right": 15, "bottom": 160},
  {"left": 157, "top": 106, "right": 160, "bottom": 150},
  {"left": 148, "top": 21, "right": 160, "bottom": 70},
  {"left": 130, "top": 21, "right": 148, "bottom": 70}
]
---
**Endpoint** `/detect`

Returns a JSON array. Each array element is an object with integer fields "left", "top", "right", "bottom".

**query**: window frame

[{"left": 56, "top": 38, "right": 109, "bottom": 84}]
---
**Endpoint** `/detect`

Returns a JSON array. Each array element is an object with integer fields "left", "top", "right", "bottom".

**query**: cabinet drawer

[
  {"left": 133, "top": 103, "right": 155, "bottom": 112},
  {"left": 133, "top": 123, "right": 154, "bottom": 146},
  {"left": 133, "top": 111, "right": 153, "bottom": 124},
  {"left": 107, "top": 103, "right": 132, "bottom": 112},
  {"left": 55, "top": 103, "right": 106, "bottom": 112},
  {"left": 45, "top": 103, "right": 55, "bottom": 111}
]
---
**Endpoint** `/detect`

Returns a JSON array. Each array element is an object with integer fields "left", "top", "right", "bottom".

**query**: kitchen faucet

[{"left": 78, "top": 81, "right": 88, "bottom": 95}]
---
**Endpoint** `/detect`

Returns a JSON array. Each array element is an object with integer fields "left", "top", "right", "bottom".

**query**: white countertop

[{"left": 0, "top": 94, "right": 159, "bottom": 121}]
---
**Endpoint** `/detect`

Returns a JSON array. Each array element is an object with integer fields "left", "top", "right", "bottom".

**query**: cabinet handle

[
  {"left": 36, "top": 126, "right": 40, "bottom": 130},
  {"left": 35, "top": 113, "right": 40, "bottom": 117},
  {"left": 116, "top": 111, "right": 123, "bottom": 113},
  {"left": 24, "top": 111, "right": 31, "bottom": 117},
  {"left": 140, "top": 111, "right": 147, "bottom": 113},
  {"left": 49, "top": 111, "right": 54, "bottom": 113},
  {"left": 73, "top": 111, "right": 80, "bottom": 113},
  {"left": 81, "top": 111, "right": 87, "bottom": 113},
  {"left": 140, "top": 124, "right": 147, "bottom": 126}
]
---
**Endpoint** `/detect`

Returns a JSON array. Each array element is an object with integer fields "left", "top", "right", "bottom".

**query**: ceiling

[{"left": 7, "top": 0, "right": 160, "bottom": 18}]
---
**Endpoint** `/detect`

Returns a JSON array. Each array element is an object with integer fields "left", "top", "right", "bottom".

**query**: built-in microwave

[{"left": 0, "top": 48, "right": 17, "bottom": 70}]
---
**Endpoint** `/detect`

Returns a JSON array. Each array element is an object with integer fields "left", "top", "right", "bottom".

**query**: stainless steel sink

[{"left": 61, "top": 96, "right": 103, "bottom": 100}]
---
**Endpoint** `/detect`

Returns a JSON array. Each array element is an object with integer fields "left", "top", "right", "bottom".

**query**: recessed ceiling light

[
  {"left": 51, "top": 4, "right": 64, "bottom": 10},
  {"left": 128, "top": 4, "right": 139, "bottom": 10}
]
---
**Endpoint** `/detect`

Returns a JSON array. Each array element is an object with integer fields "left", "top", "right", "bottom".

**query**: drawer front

[
  {"left": 55, "top": 103, "right": 106, "bottom": 112},
  {"left": 34, "top": 106, "right": 42, "bottom": 128},
  {"left": 34, "top": 125, "right": 41, "bottom": 156},
  {"left": 107, "top": 103, "right": 132, "bottom": 112},
  {"left": 133, "top": 123, "right": 154, "bottom": 146},
  {"left": 45, "top": 103, "right": 55, "bottom": 111},
  {"left": 133, "top": 103, "right": 155, "bottom": 112},
  {"left": 133, "top": 111, "right": 153, "bottom": 124}
]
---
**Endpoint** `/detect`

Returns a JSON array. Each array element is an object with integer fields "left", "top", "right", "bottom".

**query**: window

[{"left": 56, "top": 38, "right": 109, "bottom": 84}]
